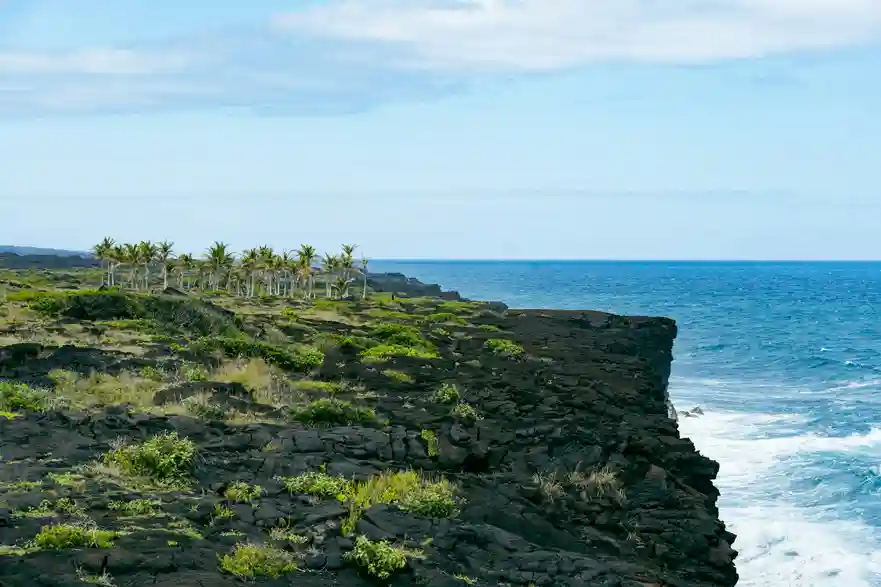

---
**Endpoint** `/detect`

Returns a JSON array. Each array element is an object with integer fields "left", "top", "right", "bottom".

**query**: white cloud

[
  {"left": 0, "top": 49, "right": 191, "bottom": 75},
  {"left": 274, "top": 0, "right": 881, "bottom": 70}
]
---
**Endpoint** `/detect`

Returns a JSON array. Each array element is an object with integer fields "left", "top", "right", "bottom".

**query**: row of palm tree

[{"left": 91, "top": 238, "right": 370, "bottom": 300}]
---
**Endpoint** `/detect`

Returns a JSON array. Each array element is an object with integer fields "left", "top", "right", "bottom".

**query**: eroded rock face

[{"left": 0, "top": 308, "right": 737, "bottom": 587}]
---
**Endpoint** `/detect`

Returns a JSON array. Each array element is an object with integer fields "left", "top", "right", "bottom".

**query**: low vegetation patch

[
  {"left": 224, "top": 481, "right": 263, "bottom": 503},
  {"left": 277, "top": 470, "right": 353, "bottom": 500},
  {"left": 101, "top": 430, "right": 195, "bottom": 486},
  {"left": 193, "top": 336, "right": 324, "bottom": 374},
  {"left": 342, "top": 470, "right": 458, "bottom": 534},
  {"left": 49, "top": 369, "right": 159, "bottom": 410},
  {"left": 420, "top": 429, "right": 439, "bottom": 457},
  {"left": 32, "top": 523, "right": 117, "bottom": 550},
  {"left": 218, "top": 543, "right": 298, "bottom": 579},
  {"left": 108, "top": 499, "right": 160, "bottom": 517},
  {"left": 432, "top": 382, "right": 460, "bottom": 404},
  {"left": 382, "top": 369, "right": 414, "bottom": 384},
  {"left": 0, "top": 381, "right": 50, "bottom": 413},
  {"left": 451, "top": 402, "right": 482, "bottom": 424},
  {"left": 423, "top": 312, "right": 467, "bottom": 325},
  {"left": 360, "top": 344, "right": 439, "bottom": 364},
  {"left": 345, "top": 535, "right": 423, "bottom": 580},
  {"left": 484, "top": 338, "right": 524, "bottom": 357},
  {"left": 289, "top": 398, "right": 376, "bottom": 426},
  {"left": 569, "top": 465, "right": 627, "bottom": 504}
]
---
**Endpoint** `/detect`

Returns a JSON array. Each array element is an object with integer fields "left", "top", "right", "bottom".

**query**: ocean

[{"left": 370, "top": 260, "right": 881, "bottom": 587}]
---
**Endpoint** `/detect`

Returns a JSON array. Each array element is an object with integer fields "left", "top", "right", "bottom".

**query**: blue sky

[{"left": 2, "top": 0, "right": 881, "bottom": 260}]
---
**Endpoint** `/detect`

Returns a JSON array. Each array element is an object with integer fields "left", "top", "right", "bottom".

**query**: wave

[{"left": 678, "top": 409, "right": 881, "bottom": 587}]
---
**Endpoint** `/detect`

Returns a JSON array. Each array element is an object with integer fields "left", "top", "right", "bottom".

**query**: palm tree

[
  {"left": 137, "top": 241, "right": 158, "bottom": 292},
  {"left": 122, "top": 243, "right": 140, "bottom": 289},
  {"left": 341, "top": 244, "right": 358, "bottom": 282},
  {"left": 240, "top": 248, "right": 259, "bottom": 297},
  {"left": 109, "top": 245, "right": 124, "bottom": 286},
  {"left": 321, "top": 254, "right": 339, "bottom": 299},
  {"left": 156, "top": 241, "right": 174, "bottom": 290},
  {"left": 205, "top": 241, "right": 233, "bottom": 291},
  {"left": 92, "top": 237, "right": 115, "bottom": 287},
  {"left": 360, "top": 257, "right": 369, "bottom": 300},
  {"left": 176, "top": 253, "right": 194, "bottom": 290},
  {"left": 297, "top": 245, "right": 317, "bottom": 299}
]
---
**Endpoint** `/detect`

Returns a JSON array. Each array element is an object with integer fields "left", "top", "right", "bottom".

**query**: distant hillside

[{"left": 0, "top": 246, "right": 90, "bottom": 257}]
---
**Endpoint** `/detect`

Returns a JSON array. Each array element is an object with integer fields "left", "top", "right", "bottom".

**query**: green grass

[
  {"left": 218, "top": 543, "right": 298, "bottom": 579},
  {"left": 289, "top": 379, "right": 344, "bottom": 394},
  {"left": 345, "top": 535, "right": 423, "bottom": 580},
  {"left": 359, "top": 344, "right": 439, "bottom": 364},
  {"left": 451, "top": 402, "right": 483, "bottom": 424},
  {"left": 432, "top": 383, "right": 460, "bottom": 404},
  {"left": 224, "top": 481, "right": 263, "bottom": 503},
  {"left": 276, "top": 471, "right": 353, "bottom": 500},
  {"left": 107, "top": 499, "right": 160, "bottom": 516},
  {"left": 423, "top": 312, "right": 467, "bottom": 325},
  {"left": 31, "top": 523, "right": 117, "bottom": 550},
  {"left": 0, "top": 381, "right": 50, "bottom": 413},
  {"left": 484, "top": 338, "right": 524, "bottom": 357},
  {"left": 381, "top": 369, "right": 414, "bottom": 384},
  {"left": 342, "top": 470, "right": 458, "bottom": 535},
  {"left": 289, "top": 398, "right": 376, "bottom": 426},
  {"left": 420, "top": 429, "right": 439, "bottom": 457},
  {"left": 193, "top": 336, "right": 324, "bottom": 374},
  {"left": 101, "top": 430, "right": 196, "bottom": 486},
  {"left": 371, "top": 323, "right": 432, "bottom": 348}
]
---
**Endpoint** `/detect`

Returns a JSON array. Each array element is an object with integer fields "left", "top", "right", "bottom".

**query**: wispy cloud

[
  {"left": 274, "top": 0, "right": 881, "bottom": 70},
  {"left": 0, "top": 49, "right": 191, "bottom": 74},
  {"left": 1, "top": 0, "right": 880, "bottom": 116}
]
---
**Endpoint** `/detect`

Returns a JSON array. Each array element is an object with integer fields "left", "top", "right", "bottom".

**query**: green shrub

[
  {"left": 32, "top": 523, "right": 117, "bottom": 549},
  {"left": 371, "top": 323, "right": 429, "bottom": 348},
  {"left": 139, "top": 366, "right": 164, "bottom": 381},
  {"left": 399, "top": 479, "right": 458, "bottom": 517},
  {"left": 289, "top": 398, "right": 375, "bottom": 426},
  {"left": 484, "top": 338, "right": 524, "bottom": 357},
  {"left": 432, "top": 383, "right": 460, "bottom": 404},
  {"left": 342, "top": 470, "right": 458, "bottom": 535},
  {"left": 451, "top": 402, "right": 482, "bottom": 424},
  {"left": 280, "top": 308, "right": 299, "bottom": 320},
  {"left": 182, "top": 364, "right": 208, "bottom": 381},
  {"left": 182, "top": 394, "right": 227, "bottom": 421},
  {"left": 108, "top": 499, "right": 160, "bottom": 516},
  {"left": 382, "top": 369, "right": 414, "bottom": 384},
  {"left": 225, "top": 481, "right": 263, "bottom": 503},
  {"left": 359, "top": 344, "right": 439, "bottom": 364},
  {"left": 420, "top": 429, "right": 438, "bottom": 457},
  {"left": 0, "top": 381, "right": 50, "bottom": 412},
  {"left": 194, "top": 336, "right": 324, "bottom": 374},
  {"left": 290, "top": 379, "right": 344, "bottom": 394},
  {"left": 219, "top": 543, "right": 297, "bottom": 579},
  {"left": 345, "top": 535, "right": 423, "bottom": 580},
  {"left": 101, "top": 430, "right": 195, "bottom": 484},
  {"left": 277, "top": 471, "right": 353, "bottom": 500},
  {"left": 423, "top": 312, "right": 466, "bottom": 325}
]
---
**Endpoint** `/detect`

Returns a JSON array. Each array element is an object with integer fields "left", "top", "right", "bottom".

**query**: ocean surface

[{"left": 370, "top": 260, "right": 881, "bottom": 587}]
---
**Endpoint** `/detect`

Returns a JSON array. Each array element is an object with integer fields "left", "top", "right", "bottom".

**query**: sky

[{"left": 2, "top": 0, "right": 881, "bottom": 260}]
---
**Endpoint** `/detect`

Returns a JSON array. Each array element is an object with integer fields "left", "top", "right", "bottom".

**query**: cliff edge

[{"left": 0, "top": 279, "right": 736, "bottom": 586}]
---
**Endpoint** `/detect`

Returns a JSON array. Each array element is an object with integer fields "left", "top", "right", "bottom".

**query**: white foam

[
  {"left": 676, "top": 407, "right": 881, "bottom": 586},
  {"left": 726, "top": 504, "right": 881, "bottom": 587}
]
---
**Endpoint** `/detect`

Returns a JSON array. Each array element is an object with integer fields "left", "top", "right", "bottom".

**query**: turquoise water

[{"left": 371, "top": 260, "right": 881, "bottom": 587}]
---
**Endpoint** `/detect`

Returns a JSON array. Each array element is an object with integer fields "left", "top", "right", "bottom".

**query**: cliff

[{"left": 0, "top": 278, "right": 736, "bottom": 586}]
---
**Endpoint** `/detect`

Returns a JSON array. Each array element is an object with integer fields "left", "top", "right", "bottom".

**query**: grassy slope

[{"left": 0, "top": 268, "right": 523, "bottom": 585}]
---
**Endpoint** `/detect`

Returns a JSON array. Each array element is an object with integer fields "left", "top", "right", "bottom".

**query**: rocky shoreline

[{"left": 0, "top": 269, "right": 737, "bottom": 586}]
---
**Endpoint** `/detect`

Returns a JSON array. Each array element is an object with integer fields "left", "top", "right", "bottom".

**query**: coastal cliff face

[{"left": 0, "top": 278, "right": 736, "bottom": 586}]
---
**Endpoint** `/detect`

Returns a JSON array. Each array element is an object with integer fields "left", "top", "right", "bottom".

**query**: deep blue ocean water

[{"left": 371, "top": 260, "right": 881, "bottom": 587}]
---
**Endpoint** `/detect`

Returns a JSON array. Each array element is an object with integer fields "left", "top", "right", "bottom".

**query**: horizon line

[{"left": 373, "top": 258, "right": 881, "bottom": 263}]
